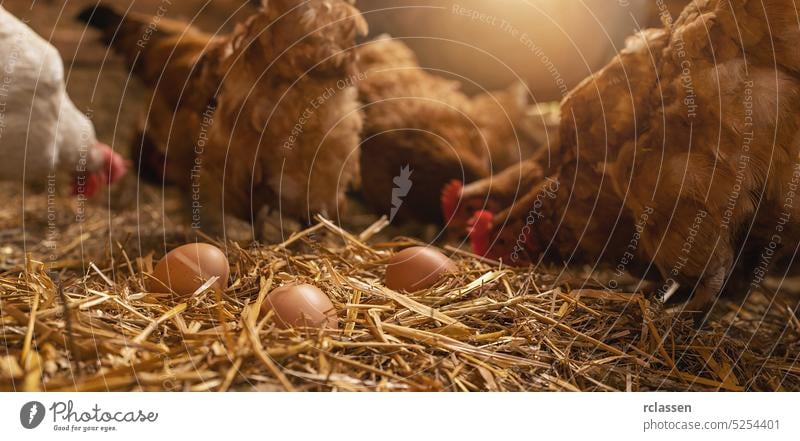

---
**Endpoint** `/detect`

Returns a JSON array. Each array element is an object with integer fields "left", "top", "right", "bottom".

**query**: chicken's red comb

[
  {"left": 441, "top": 180, "right": 463, "bottom": 222},
  {"left": 467, "top": 210, "right": 494, "bottom": 257}
]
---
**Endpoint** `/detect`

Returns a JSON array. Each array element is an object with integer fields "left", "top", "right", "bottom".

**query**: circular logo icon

[{"left": 20, "top": 401, "right": 45, "bottom": 429}]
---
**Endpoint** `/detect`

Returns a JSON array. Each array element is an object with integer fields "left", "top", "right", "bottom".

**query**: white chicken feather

[{"left": 0, "top": 6, "right": 126, "bottom": 195}]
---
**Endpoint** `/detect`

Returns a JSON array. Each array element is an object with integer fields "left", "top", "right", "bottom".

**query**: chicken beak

[{"left": 98, "top": 142, "right": 129, "bottom": 184}]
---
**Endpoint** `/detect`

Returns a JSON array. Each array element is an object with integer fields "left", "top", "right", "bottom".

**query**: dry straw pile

[{"left": 0, "top": 190, "right": 798, "bottom": 392}]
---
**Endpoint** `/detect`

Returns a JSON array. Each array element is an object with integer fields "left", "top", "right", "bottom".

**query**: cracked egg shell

[
  {"left": 147, "top": 243, "right": 230, "bottom": 296},
  {"left": 385, "top": 246, "right": 457, "bottom": 292},
  {"left": 262, "top": 284, "right": 338, "bottom": 330}
]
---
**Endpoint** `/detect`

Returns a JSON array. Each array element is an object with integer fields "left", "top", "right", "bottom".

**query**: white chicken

[{"left": 0, "top": 6, "right": 126, "bottom": 197}]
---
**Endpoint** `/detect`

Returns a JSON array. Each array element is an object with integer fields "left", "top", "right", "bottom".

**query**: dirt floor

[{"left": 1, "top": 0, "right": 799, "bottom": 391}]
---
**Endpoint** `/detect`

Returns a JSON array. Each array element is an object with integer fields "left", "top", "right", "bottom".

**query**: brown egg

[
  {"left": 385, "top": 246, "right": 457, "bottom": 292},
  {"left": 262, "top": 284, "right": 338, "bottom": 330},
  {"left": 146, "top": 243, "right": 230, "bottom": 296}
]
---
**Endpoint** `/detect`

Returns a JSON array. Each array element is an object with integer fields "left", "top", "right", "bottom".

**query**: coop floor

[{"left": 1, "top": 177, "right": 799, "bottom": 391}]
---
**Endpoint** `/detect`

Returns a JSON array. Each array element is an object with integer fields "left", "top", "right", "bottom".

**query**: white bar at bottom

[{"left": 0, "top": 392, "right": 796, "bottom": 440}]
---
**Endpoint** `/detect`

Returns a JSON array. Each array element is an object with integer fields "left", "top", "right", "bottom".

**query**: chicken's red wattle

[
  {"left": 467, "top": 210, "right": 494, "bottom": 257},
  {"left": 72, "top": 173, "right": 100, "bottom": 198}
]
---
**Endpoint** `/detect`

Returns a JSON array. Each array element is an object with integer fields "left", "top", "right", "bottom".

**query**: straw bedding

[{"left": 1, "top": 184, "right": 799, "bottom": 392}]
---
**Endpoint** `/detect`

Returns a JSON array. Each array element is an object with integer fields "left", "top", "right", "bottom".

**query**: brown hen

[
  {"left": 356, "top": 36, "right": 550, "bottom": 223},
  {"left": 80, "top": 0, "right": 367, "bottom": 234},
  {"left": 462, "top": 0, "right": 800, "bottom": 314}
]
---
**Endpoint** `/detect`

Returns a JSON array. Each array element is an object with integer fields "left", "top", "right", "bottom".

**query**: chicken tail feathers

[
  {"left": 76, "top": 4, "right": 143, "bottom": 67},
  {"left": 77, "top": 3, "right": 214, "bottom": 99},
  {"left": 77, "top": 4, "right": 121, "bottom": 32}
]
